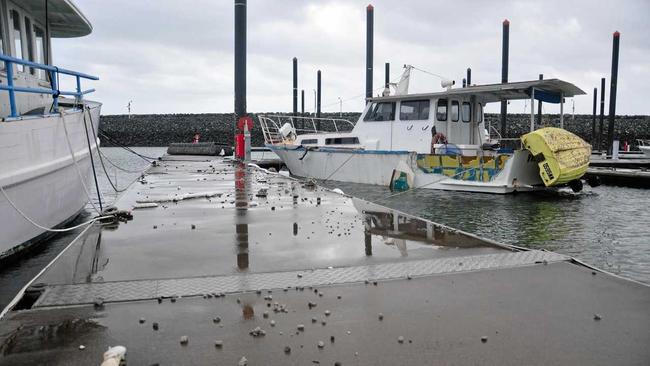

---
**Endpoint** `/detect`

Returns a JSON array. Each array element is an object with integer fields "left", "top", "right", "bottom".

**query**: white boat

[
  {"left": 637, "top": 140, "right": 650, "bottom": 157},
  {"left": 261, "top": 66, "right": 591, "bottom": 194},
  {"left": 0, "top": 0, "right": 101, "bottom": 260}
]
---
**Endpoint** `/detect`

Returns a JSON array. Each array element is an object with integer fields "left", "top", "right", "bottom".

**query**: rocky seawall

[{"left": 99, "top": 113, "right": 650, "bottom": 148}]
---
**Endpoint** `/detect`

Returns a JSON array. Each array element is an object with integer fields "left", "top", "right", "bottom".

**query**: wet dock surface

[{"left": 1, "top": 156, "right": 649, "bottom": 365}]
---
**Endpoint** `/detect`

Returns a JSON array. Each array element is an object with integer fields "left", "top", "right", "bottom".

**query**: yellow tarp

[{"left": 521, "top": 127, "right": 591, "bottom": 186}]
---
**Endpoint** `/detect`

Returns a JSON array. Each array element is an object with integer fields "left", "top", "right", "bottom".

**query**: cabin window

[
  {"left": 10, "top": 10, "right": 23, "bottom": 72},
  {"left": 364, "top": 102, "right": 395, "bottom": 122},
  {"left": 436, "top": 99, "right": 448, "bottom": 121},
  {"left": 451, "top": 101, "right": 459, "bottom": 122},
  {"left": 34, "top": 26, "right": 46, "bottom": 79},
  {"left": 476, "top": 103, "right": 483, "bottom": 123},
  {"left": 399, "top": 100, "right": 430, "bottom": 121},
  {"left": 461, "top": 102, "right": 471, "bottom": 123},
  {"left": 300, "top": 139, "right": 318, "bottom": 145},
  {"left": 325, "top": 137, "right": 359, "bottom": 145},
  {"left": 24, "top": 17, "right": 35, "bottom": 75}
]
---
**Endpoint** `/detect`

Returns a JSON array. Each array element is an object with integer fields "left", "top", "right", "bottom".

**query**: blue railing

[{"left": 0, "top": 53, "right": 98, "bottom": 118}]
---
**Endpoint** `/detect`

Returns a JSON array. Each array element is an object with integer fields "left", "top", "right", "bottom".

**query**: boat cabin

[
  {"left": 261, "top": 79, "right": 585, "bottom": 157},
  {"left": 0, "top": 0, "right": 92, "bottom": 118}
]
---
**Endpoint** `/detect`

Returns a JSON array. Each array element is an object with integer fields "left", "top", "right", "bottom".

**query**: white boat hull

[
  {"left": 270, "top": 145, "right": 544, "bottom": 194},
  {"left": 0, "top": 104, "right": 101, "bottom": 260},
  {"left": 271, "top": 146, "right": 412, "bottom": 186},
  {"left": 640, "top": 146, "right": 650, "bottom": 158}
]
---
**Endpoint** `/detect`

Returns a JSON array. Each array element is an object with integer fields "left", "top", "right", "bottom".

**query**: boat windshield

[{"left": 364, "top": 102, "right": 395, "bottom": 122}]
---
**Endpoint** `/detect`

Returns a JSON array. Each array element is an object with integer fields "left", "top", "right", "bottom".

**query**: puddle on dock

[{"left": 35, "top": 158, "right": 506, "bottom": 286}]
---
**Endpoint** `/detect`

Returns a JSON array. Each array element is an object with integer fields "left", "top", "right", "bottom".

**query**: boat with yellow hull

[{"left": 522, "top": 127, "right": 591, "bottom": 187}]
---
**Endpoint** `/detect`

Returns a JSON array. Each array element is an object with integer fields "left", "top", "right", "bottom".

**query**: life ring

[{"left": 432, "top": 132, "right": 448, "bottom": 145}]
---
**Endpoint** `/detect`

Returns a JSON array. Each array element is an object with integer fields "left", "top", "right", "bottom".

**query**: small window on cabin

[
  {"left": 400, "top": 100, "right": 430, "bottom": 121},
  {"left": 34, "top": 26, "right": 46, "bottom": 79},
  {"left": 24, "top": 17, "right": 35, "bottom": 75},
  {"left": 451, "top": 101, "right": 459, "bottom": 122},
  {"left": 325, "top": 137, "right": 359, "bottom": 145},
  {"left": 363, "top": 102, "right": 395, "bottom": 122},
  {"left": 10, "top": 10, "right": 23, "bottom": 72},
  {"left": 461, "top": 102, "right": 471, "bottom": 123},
  {"left": 436, "top": 99, "right": 448, "bottom": 121},
  {"left": 476, "top": 103, "right": 483, "bottom": 123},
  {"left": 301, "top": 139, "right": 318, "bottom": 145}
]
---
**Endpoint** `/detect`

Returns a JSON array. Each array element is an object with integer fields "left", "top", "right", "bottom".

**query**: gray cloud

[{"left": 53, "top": 0, "right": 649, "bottom": 115}]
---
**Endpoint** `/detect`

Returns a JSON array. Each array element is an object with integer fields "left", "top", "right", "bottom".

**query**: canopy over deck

[
  {"left": 19, "top": 0, "right": 92, "bottom": 38},
  {"left": 371, "top": 79, "right": 586, "bottom": 104}
]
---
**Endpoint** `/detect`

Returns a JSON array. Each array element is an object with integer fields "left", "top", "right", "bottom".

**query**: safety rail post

[
  {"left": 6, "top": 60, "right": 18, "bottom": 118},
  {"left": 76, "top": 75, "right": 82, "bottom": 103},
  {"left": 49, "top": 69, "right": 59, "bottom": 112}
]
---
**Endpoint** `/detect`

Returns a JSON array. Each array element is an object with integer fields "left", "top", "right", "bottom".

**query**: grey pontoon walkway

[{"left": 1, "top": 156, "right": 648, "bottom": 365}]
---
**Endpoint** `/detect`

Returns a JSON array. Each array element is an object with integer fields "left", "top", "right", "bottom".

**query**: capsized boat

[
  {"left": 0, "top": 0, "right": 101, "bottom": 260},
  {"left": 260, "top": 66, "right": 591, "bottom": 194}
]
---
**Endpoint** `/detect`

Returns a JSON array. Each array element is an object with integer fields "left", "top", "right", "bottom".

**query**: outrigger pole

[
  {"left": 365, "top": 4, "right": 374, "bottom": 102},
  {"left": 500, "top": 19, "right": 509, "bottom": 137}
]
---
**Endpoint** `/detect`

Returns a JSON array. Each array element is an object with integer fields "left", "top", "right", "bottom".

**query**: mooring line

[
  {"left": 85, "top": 107, "right": 148, "bottom": 192},
  {"left": 61, "top": 111, "right": 103, "bottom": 214},
  {"left": 0, "top": 185, "right": 112, "bottom": 233}
]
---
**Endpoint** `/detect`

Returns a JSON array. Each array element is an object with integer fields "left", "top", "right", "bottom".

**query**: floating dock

[
  {"left": 590, "top": 157, "right": 650, "bottom": 169},
  {"left": 1, "top": 155, "right": 649, "bottom": 365}
]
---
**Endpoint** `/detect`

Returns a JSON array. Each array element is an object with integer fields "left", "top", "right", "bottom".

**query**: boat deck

[{"left": 1, "top": 156, "right": 649, "bottom": 365}]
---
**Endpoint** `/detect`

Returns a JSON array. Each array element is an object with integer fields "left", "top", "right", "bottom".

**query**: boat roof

[
  {"left": 370, "top": 79, "right": 586, "bottom": 104},
  {"left": 19, "top": 0, "right": 92, "bottom": 38}
]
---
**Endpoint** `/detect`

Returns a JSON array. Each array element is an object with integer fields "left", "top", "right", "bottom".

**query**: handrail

[
  {"left": 0, "top": 54, "right": 99, "bottom": 80},
  {"left": 0, "top": 53, "right": 99, "bottom": 119},
  {"left": 258, "top": 114, "right": 356, "bottom": 144}
]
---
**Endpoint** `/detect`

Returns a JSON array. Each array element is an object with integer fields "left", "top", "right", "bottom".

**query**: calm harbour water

[{"left": 1, "top": 147, "right": 648, "bottom": 310}]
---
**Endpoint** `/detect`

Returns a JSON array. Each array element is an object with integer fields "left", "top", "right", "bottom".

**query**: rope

[
  {"left": 82, "top": 107, "right": 103, "bottom": 211},
  {"left": 320, "top": 86, "right": 386, "bottom": 109},
  {"left": 98, "top": 149, "right": 150, "bottom": 173},
  {"left": 61, "top": 110, "right": 103, "bottom": 214},
  {"left": 411, "top": 66, "right": 448, "bottom": 80},
  {"left": 322, "top": 152, "right": 357, "bottom": 182},
  {"left": 85, "top": 107, "right": 147, "bottom": 192},
  {"left": 0, "top": 185, "right": 112, "bottom": 232},
  {"left": 0, "top": 222, "right": 96, "bottom": 320},
  {"left": 97, "top": 130, "right": 158, "bottom": 161}
]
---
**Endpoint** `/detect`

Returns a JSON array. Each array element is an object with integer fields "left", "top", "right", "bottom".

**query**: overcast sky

[{"left": 53, "top": 0, "right": 649, "bottom": 115}]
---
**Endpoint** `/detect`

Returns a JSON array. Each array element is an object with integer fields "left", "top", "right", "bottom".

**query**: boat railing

[
  {"left": 259, "top": 115, "right": 355, "bottom": 144},
  {"left": 488, "top": 125, "right": 502, "bottom": 141},
  {"left": 486, "top": 125, "right": 523, "bottom": 150},
  {"left": 0, "top": 54, "right": 98, "bottom": 119}
]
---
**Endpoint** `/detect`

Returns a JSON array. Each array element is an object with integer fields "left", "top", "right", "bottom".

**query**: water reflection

[
  {"left": 322, "top": 180, "right": 650, "bottom": 283},
  {"left": 234, "top": 162, "right": 250, "bottom": 271},
  {"left": 353, "top": 199, "right": 501, "bottom": 251}
]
